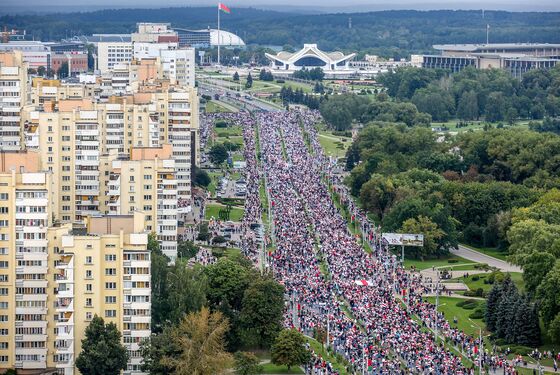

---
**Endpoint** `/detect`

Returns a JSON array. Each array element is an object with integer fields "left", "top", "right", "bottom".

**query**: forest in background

[{"left": 2, "top": 8, "right": 560, "bottom": 58}]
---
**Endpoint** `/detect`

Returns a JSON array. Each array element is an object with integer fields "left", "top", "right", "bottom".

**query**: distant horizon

[{"left": 2, "top": 0, "right": 560, "bottom": 15}]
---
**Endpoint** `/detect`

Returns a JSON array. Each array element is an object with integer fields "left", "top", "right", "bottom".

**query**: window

[
  {"left": 105, "top": 296, "right": 117, "bottom": 304},
  {"left": 105, "top": 310, "right": 116, "bottom": 318},
  {"left": 0, "top": 302, "right": 7, "bottom": 309},
  {"left": 105, "top": 254, "right": 116, "bottom": 262},
  {"left": 105, "top": 282, "right": 116, "bottom": 289},
  {"left": 85, "top": 270, "right": 92, "bottom": 279},
  {"left": 86, "top": 284, "right": 92, "bottom": 292},
  {"left": 105, "top": 268, "right": 116, "bottom": 276},
  {"left": 0, "top": 262, "right": 7, "bottom": 269},
  {"left": 0, "top": 194, "right": 7, "bottom": 201},
  {"left": 86, "top": 312, "right": 92, "bottom": 320},
  {"left": 0, "top": 275, "right": 7, "bottom": 282},
  {"left": 85, "top": 298, "right": 92, "bottom": 307},
  {"left": 85, "top": 256, "right": 92, "bottom": 264}
]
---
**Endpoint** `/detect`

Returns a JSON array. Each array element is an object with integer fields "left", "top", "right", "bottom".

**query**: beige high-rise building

[
  {"left": 0, "top": 151, "right": 53, "bottom": 372},
  {"left": 102, "top": 145, "right": 178, "bottom": 260},
  {"left": 47, "top": 213, "right": 150, "bottom": 375},
  {"left": 0, "top": 152, "right": 150, "bottom": 375},
  {"left": 0, "top": 51, "right": 28, "bottom": 151}
]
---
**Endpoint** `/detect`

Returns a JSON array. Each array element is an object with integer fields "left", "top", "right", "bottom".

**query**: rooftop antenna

[
  {"left": 348, "top": 17, "right": 352, "bottom": 29},
  {"left": 486, "top": 24, "right": 490, "bottom": 45}
]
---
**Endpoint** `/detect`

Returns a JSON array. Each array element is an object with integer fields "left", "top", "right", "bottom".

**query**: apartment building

[
  {"left": 0, "top": 51, "right": 27, "bottom": 151},
  {"left": 47, "top": 213, "right": 150, "bottom": 375},
  {"left": 0, "top": 151, "right": 54, "bottom": 372},
  {"left": 155, "top": 90, "right": 199, "bottom": 207},
  {"left": 104, "top": 145, "right": 178, "bottom": 260}
]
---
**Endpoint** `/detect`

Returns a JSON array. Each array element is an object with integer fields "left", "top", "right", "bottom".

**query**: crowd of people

[{"left": 208, "top": 110, "right": 538, "bottom": 374}]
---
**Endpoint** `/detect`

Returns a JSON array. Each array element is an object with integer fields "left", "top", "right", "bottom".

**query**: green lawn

[
  {"left": 207, "top": 171, "right": 223, "bottom": 197},
  {"left": 261, "top": 363, "right": 304, "bottom": 374},
  {"left": 460, "top": 243, "right": 509, "bottom": 261},
  {"left": 317, "top": 132, "right": 351, "bottom": 158},
  {"left": 400, "top": 253, "right": 478, "bottom": 271},
  {"left": 454, "top": 272, "right": 524, "bottom": 294},
  {"left": 215, "top": 125, "right": 243, "bottom": 137},
  {"left": 432, "top": 119, "right": 530, "bottom": 133},
  {"left": 424, "top": 296, "right": 486, "bottom": 337},
  {"left": 205, "top": 101, "right": 231, "bottom": 113},
  {"left": 205, "top": 203, "right": 245, "bottom": 222}
]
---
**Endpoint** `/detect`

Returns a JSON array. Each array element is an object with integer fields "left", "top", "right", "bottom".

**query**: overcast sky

[{"left": 3, "top": 0, "right": 560, "bottom": 12}]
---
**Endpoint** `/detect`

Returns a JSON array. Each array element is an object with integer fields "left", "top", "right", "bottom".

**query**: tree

[
  {"left": 522, "top": 252, "right": 556, "bottom": 295},
  {"left": 245, "top": 72, "right": 253, "bottom": 89},
  {"left": 536, "top": 261, "right": 560, "bottom": 327},
  {"left": 549, "top": 313, "right": 560, "bottom": 345},
  {"left": 400, "top": 215, "right": 444, "bottom": 260},
  {"left": 57, "top": 61, "right": 69, "bottom": 78},
  {"left": 193, "top": 166, "right": 211, "bottom": 187},
  {"left": 485, "top": 91, "right": 507, "bottom": 122},
  {"left": 359, "top": 174, "right": 396, "bottom": 220},
  {"left": 457, "top": 90, "right": 479, "bottom": 120},
  {"left": 37, "top": 65, "right": 46, "bottom": 76},
  {"left": 75, "top": 316, "right": 129, "bottom": 375},
  {"left": 485, "top": 280, "right": 504, "bottom": 332},
  {"left": 140, "top": 326, "right": 180, "bottom": 375},
  {"left": 166, "top": 262, "right": 209, "bottom": 324},
  {"left": 162, "top": 307, "right": 233, "bottom": 375},
  {"left": 233, "top": 71, "right": 240, "bottom": 81},
  {"left": 240, "top": 276, "right": 285, "bottom": 348},
  {"left": 234, "top": 352, "right": 263, "bottom": 375},
  {"left": 177, "top": 240, "right": 199, "bottom": 259},
  {"left": 209, "top": 143, "right": 229, "bottom": 165},
  {"left": 271, "top": 329, "right": 311, "bottom": 371}
]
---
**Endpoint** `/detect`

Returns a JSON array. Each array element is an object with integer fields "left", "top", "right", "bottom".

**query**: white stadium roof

[{"left": 209, "top": 29, "right": 245, "bottom": 47}]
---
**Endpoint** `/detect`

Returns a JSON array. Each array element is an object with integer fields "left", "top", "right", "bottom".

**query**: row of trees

[
  {"left": 319, "top": 94, "right": 431, "bottom": 130},
  {"left": 293, "top": 67, "right": 325, "bottom": 81},
  {"left": 279, "top": 86, "right": 321, "bottom": 109},
  {"left": 506, "top": 190, "right": 560, "bottom": 344},
  {"left": 485, "top": 275, "right": 541, "bottom": 347},
  {"left": 377, "top": 66, "right": 560, "bottom": 122},
  {"left": 145, "top": 236, "right": 298, "bottom": 374},
  {"left": 346, "top": 124, "right": 546, "bottom": 257}
]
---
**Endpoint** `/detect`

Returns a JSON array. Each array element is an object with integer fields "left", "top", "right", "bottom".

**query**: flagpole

[{"left": 217, "top": 4, "right": 220, "bottom": 66}]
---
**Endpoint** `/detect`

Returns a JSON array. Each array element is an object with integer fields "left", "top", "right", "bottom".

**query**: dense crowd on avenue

[{"left": 211, "top": 110, "right": 530, "bottom": 374}]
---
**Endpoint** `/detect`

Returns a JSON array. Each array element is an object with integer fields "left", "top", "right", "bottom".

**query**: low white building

[{"left": 265, "top": 44, "right": 356, "bottom": 72}]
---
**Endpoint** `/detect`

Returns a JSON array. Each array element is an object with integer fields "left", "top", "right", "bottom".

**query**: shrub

[
  {"left": 276, "top": 79, "right": 285, "bottom": 84},
  {"left": 215, "top": 120, "right": 228, "bottom": 128},
  {"left": 448, "top": 259, "right": 459, "bottom": 264},
  {"left": 469, "top": 308, "right": 484, "bottom": 319},
  {"left": 471, "top": 275, "right": 480, "bottom": 281}
]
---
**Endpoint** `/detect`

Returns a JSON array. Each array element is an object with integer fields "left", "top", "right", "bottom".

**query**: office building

[
  {"left": 422, "top": 43, "right": 560, "bottom": 77},
  {"left": 97, "top": 42, "right": 133, "bottom": 74}
]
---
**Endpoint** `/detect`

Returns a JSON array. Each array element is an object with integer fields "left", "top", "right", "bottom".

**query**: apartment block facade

[{"left": 0, "top": 51, "right": 27, "bottom": 151}]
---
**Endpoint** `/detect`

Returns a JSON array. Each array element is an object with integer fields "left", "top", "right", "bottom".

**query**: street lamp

[{"left": 469, "top": 318, "right": 483, "bottom": 375}]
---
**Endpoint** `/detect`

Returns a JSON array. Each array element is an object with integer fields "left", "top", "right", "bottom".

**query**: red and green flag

[{"left": 218, "top": 3, "right": 231, "bottom": 13}]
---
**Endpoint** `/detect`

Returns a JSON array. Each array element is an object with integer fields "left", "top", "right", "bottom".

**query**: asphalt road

[{"left": 451, "top": 245, "right": 522, "bottom": 273}]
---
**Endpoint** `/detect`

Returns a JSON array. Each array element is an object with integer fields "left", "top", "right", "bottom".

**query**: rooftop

[{"left": 434, "top": 43, "right": 560, "bottom": 52}]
